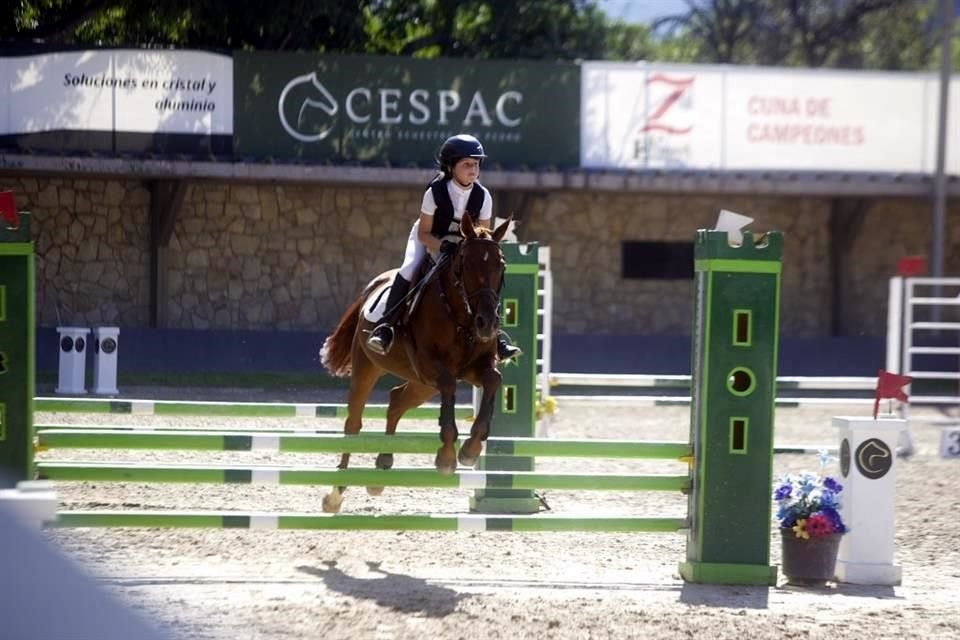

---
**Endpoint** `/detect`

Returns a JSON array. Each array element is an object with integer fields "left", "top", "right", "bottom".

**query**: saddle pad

[{"left": 361, "top": 279, "right": 393, "bottom": 323}]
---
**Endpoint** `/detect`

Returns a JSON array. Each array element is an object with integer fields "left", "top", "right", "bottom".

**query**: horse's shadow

[{"left": 297, "top": 560, "right": 466, "bottom": 617}]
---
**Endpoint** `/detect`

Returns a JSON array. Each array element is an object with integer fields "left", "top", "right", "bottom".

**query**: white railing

[
  {"left": 536, "top": 247, "right": 553, "bottom": 435},
  {"left": 886, "top": 276, "right": 960, "bottom": 412}
]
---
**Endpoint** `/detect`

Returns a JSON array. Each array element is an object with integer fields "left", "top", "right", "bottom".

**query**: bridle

[{"left": 440, "top": 237, "right": 505, "bottom": 343}]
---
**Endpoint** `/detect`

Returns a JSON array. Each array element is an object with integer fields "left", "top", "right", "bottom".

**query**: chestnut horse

[{"left": 319, "top": 213, "right": 511, "bottom": 513}]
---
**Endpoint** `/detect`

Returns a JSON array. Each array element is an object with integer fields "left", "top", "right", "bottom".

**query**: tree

[
  {"left": 602, "top": 21, "right": 659, "bottom": 61},
  {"left": 5, "top": 0, "right": 373, "bottom": 51},
  {"left": 4, "top": 0, "right": 955, "bottom": 71},
  {"left": 4, "top": 0, "right": 613, "bottom": 59},
  {"left": 651, "top": 0, "right": 954, "bottom": 71},
  {"left": 364, "top": 0, "right": 609, "bottom": 59}
]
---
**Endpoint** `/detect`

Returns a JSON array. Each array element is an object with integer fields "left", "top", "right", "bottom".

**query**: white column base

[
  {"left": 835, "top": 559, "right": 902, "bottom": 586},
  {"left": 0, "top": 481, "right": 59, "bottom": 529}
]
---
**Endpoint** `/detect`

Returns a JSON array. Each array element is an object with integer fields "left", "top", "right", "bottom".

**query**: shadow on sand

[{"left": 297, "top": 560, "right": 467, "bottom": 617}]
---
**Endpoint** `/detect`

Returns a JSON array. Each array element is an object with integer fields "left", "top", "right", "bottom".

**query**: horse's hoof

[
  {"left": 434, "top": 455, "right": 457, "bottom": 475},
  {"left": 322, "top": 493, "right": 343, "bottom": 513},
  {"left": 457, "top": 449, "right": 478, "bottom": 467},
  {"left": 375, "top": 453, "right": 394, "bottom": 470},
  {"left": 366, "top": 486, "right": 384, "bottom": 496}
]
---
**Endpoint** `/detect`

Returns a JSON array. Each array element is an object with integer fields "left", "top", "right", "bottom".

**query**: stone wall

[
  {"left": 4, "top": 173, "right": 958, "bottom": 337},
  {"left": 13, "top": 177, "right": 151, "bottom": 327},
  {"left": 519, "top": 193, "right": 833, "bottom": 336},
  {"left": 165, "top": 184, "right": 418, "bottom": 329}
]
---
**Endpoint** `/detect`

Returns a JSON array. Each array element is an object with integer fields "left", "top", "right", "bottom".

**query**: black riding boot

[
  {"left": 367, "top": 274, "right": 411, "bottom": 355},
  {"left": 497, "top": 329, "right": 522, "bottom": 361}
]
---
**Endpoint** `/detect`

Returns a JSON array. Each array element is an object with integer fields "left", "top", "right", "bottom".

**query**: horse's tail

[
  {"left": 320, "top": 275, "right": 389, "bottom": 377},
  {"left": 320, "top": 294, "right": 365, "bottom": 377}
]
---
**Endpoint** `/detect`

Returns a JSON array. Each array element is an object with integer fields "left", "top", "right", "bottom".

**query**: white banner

[
  {"left": 0, "top": 58, "right": 8, "bottom": 137},
  {"left": 10, "top": 51, "right": 116, "bottom": 134},
  {"left": 582, "top": 62, "right": 951, "bottom": 175},
  {"left": 582, "top": 64, "right": 723, "bottom": 169},
  {"left": 724, "top": 70, "right": 927, "bottom": 172},
  {"left": 952, "top": 83, "right": 960, "bottom": 176},
  {"left": 4, "top": 50, "right": 232, "bottom": 136},
  {"left": 926, "top": 81, "right": 960, "bottom": 176}
]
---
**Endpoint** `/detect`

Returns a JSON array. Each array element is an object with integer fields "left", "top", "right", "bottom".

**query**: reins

[{"left": 438, "top": 237, "right": 505, "bottom": 345}]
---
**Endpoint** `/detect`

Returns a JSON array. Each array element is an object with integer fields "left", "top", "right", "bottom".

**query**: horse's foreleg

[
  {"left": 434, "top": 374, "right": 459, "bottom": 475},
  {"left": 459, "top": 366, "right": 501, "bottom": 467},
  {"left": 366, "top": 381, "right": 436, "bottom": 496},
  {"left": 324, "top": 343, "right": 381, "bottom": 513}
]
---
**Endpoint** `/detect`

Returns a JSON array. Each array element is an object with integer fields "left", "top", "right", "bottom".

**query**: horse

[{"left": 319, "top": 212, "right": 512, "bottom": 513}]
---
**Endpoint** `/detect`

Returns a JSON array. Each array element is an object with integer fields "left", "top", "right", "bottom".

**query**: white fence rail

[{"left": 886, "top": 276, "right": 960, "bottom": 413}]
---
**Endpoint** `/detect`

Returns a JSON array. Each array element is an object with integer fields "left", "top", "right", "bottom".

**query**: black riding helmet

[{"left": 437, "top": 134, "right": 487, "bottom": 174}]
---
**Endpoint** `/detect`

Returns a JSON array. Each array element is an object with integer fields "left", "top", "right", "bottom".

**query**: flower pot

[{"left": 780, "top": 530, "right": 842, "bottom": 586}]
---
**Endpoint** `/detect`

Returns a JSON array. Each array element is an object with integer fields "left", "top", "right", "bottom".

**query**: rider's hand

[{"left": 439, "top": 240, "right": 458, "bottom": 256}]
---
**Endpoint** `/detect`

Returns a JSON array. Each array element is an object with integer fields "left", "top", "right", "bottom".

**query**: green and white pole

[
  {"left": 679, "top": 229, "right": 782, "bottom": 585},
  {"left": 0, "top": 209, "right": 34, "bottom": 486},
  {"left": 471, "top": 243, "right": 541, "bottom": 514}
]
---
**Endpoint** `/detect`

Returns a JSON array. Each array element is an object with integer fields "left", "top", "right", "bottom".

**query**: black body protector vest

[{"left": 428, "top": 176, "right": 486, "bottom": 237}]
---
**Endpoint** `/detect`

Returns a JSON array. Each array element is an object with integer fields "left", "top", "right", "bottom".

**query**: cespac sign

[
  {"left": 277, "top": 71, "right": 523, "bottom": 142},
  {"left": 235, "top": 52, "right": 579, "bottom": 168}
]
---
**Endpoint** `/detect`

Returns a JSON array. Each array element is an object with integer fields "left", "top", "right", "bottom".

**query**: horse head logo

[
  {"left": 277, "top": 72, "right": 338, "bottom": 142},
  {"left": 855, "top": 438, "right": 893, "bottom": 480}
]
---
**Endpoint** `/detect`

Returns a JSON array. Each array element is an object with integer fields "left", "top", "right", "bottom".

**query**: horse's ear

[
  {"left": 492, "top": 216, "right": 512, "bottom": 243},
  {"left": 460, "top": 211, "right": 477, "bottom": 239}
]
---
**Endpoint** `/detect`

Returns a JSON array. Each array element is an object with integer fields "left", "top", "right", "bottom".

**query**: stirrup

[
  {"left": 367, "top": 325, "right": 394, "bottom": 355},
  {"left": 498, "top": 342, "right": 522, "bottom": 361}
]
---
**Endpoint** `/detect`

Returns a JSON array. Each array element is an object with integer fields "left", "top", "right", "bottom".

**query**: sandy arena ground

[{"left": 32, "top": 395, "right": 960, "bottom": 640}]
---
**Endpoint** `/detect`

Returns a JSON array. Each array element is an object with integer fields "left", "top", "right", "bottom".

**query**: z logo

[{"left": 640, "top": 74, "right": 694, "bottom": 135}]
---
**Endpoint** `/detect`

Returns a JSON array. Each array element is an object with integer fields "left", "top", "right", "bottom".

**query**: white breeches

[
  {"left": 398, "top": 220, "right": 427, "bottom": 281},
  {"left": 398, "top": 219, "right": 460, "bottom": 281}
]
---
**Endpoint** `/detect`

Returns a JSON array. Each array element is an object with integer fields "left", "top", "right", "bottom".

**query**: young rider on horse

[{"left": 366, "top": 133, "right": 522, "bottom": 361}]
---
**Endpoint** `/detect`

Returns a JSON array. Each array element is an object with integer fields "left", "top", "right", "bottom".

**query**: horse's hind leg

[
  {"left": 367, "top": 381, "right": 437, "bottom": 496},
  {"left": 323, "top": 344, "right": 382, "bottom": 514}
]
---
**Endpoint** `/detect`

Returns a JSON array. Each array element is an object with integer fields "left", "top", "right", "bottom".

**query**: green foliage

[
  {"left": 5, "top": 0, "right": 373, "bottom": 50},
  {"left": 2, "top": 0, "right": 957, "bottom": 71},
  {"left": 364, "top": 0, "right": 610, "bottom": 59},
  {"left": 651, "top": 0, "right": 959, "bottom": 71},
  {"left": 603, "top": 22, "right": 657, "bottom": 61}
]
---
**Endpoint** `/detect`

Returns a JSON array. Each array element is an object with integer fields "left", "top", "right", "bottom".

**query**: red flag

[
  {"left": 874, "top": 369, "right": 911, "bottom": 419},
  {"left": 0, "top": 191, "right": 18, "bottom": 229}
]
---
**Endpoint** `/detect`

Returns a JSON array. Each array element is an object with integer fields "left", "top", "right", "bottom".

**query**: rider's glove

[{"left": 439, "top": 240, "right": 458, "bottom": 256}]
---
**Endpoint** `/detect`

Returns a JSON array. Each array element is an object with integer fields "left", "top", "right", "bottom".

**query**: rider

[{"left": 366, "top": 133, "right": 522, "bottom": 362}]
